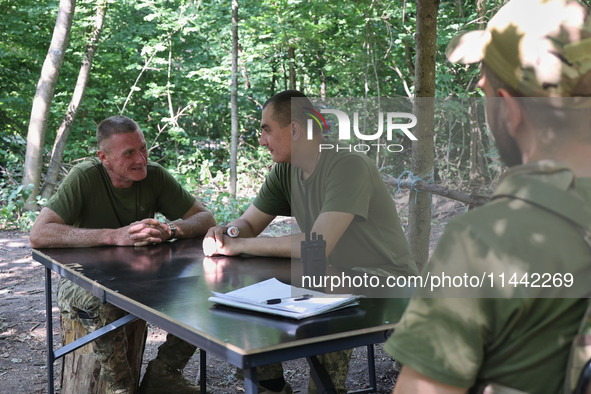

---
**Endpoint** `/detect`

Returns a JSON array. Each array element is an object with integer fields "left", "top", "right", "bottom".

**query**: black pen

[{"left": 266, "top": 294, "right": 313, "bottom": 304}]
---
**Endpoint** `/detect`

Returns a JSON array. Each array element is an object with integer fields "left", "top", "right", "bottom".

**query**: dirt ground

[{"left": 0, "top": 193, "right": 466, "bottom": 393}]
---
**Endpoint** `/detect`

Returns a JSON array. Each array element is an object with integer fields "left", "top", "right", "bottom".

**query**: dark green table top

[{"left": 33, "top": 238, "right": 407, "bottom": 368}]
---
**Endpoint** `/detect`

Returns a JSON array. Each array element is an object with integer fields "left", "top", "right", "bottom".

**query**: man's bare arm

[
  {"left": 238, "top": 210, "right": 354, "bottom": 258},
  {"left": 203, "top": 206, "right": 354, "bottom": 259},
  {"left": 30, "top": 199, "right": 215, "bottom": 249},
  {"left": 202, "top": 204, "right": 276, "bottom": 256},
  {"left": 172, "top": 199, "right": 216, "bottom": 239},
  {"left": 218, "top": 233, "right": 298, "bottom": 258},
  {"left": 227, "top": 204, "right": 277, "bottom": 238},
  {"left": 308, "top": 211, "right": 354, "bottom": 257},
  {"left": 393, "top": 366, "right": 466, "bottom": 394},
  {"left": 30, "top": 208, "right": 137, "bottom": 248}
]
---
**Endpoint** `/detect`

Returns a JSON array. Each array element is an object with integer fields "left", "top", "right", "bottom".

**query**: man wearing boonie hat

[{"left": 384, "top": 0, "right": 591, "bottom": 392}]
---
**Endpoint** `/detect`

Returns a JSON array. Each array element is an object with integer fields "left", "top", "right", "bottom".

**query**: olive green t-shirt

[
  {"left": 253, "top": 144, "right": 417, "bottom": 275},
  {"left": 385, "top": 161, "right": 591, "bottom": 392},
  {"left": 46, "top": 158, "right": 196, "bottom": 228}
]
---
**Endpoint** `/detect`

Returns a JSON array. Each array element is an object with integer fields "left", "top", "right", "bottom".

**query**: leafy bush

[
  {"left": 0, "top": 133, "right": 40, "bottom": 230},
  {"left": 0, "top": 182, "right": 39, "bottom": 230},
  {"left": 200, "top": 189, "right": 252, "bottom": 225}
]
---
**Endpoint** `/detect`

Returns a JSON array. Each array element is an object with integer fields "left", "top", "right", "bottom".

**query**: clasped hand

[
  {"left": 128, "top": 218, "right": 170, "bottom": 246},
  {"left": 202, "top": 225, "right": 241, "bottom": 256}
]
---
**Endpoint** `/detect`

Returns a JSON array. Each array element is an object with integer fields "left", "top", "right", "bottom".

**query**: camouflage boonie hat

[{"left": 446, "top": 0, "right": 591, "bottom": 99}]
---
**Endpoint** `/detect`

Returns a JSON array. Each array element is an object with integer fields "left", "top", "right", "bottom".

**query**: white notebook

[{"left": 208, "top": 278, "right": 360, "bottom": 320}]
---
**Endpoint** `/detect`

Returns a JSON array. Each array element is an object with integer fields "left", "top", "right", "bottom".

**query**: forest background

[
  {"left": 0, "top": 0, "right": 523, "bottom": 264},
  {"left": 1, "top": 0, "right": 572, "bottom": 391}
]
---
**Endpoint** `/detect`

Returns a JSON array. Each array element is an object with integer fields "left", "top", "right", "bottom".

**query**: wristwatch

[{"left": 166, "top": 221, "right": 177, "bottom": 240}]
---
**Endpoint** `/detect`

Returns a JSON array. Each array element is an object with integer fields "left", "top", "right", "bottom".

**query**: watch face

[
  {"left": 167, "top": 222, "right": 176, "bottom": 238},
  {"left": 227, "top": 226, "right": 239, "bottom": 237}
]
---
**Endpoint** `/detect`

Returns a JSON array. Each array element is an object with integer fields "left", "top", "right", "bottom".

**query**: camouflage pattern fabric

[
  {"left": 257, "top": 349, "right": 353, "bottom": 393},
  {"left": 57, "top": 278, "right": 133, "bottom": 386},
  {"left": 446, "top": 0, "right": 591, "bottom": 102},
  {"left": 566, "top": 302, "right": 591, "bottom": 392},
  {"left": 307, "top": 349, "right": 353, "bottom": 394},
  {"left": 58, "top": 279, "right": 198, "bottom": 391}
]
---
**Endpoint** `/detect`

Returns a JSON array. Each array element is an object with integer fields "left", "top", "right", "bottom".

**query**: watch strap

[{"left": 166, "top": 221, "right": 177, "bottom": 239}]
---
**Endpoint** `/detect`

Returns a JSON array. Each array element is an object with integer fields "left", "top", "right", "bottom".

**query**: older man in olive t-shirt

[{"left": 31, "top": 115, "right": 215, "bottom": 394}]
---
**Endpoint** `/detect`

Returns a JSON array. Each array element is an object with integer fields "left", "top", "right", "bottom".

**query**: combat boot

[
  {"left": 138, "top": 358, "right": 202, "bottom": 394},
  {"left": 106, "top": 376, "right": 135, "bottom": 394},
  {"left": 258, "top": 379, "right": 293, "bottom": 394}
]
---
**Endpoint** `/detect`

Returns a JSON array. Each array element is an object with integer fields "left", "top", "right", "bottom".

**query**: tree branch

[{"left": 382, "top": 174, "right": 491, "bottom": 207}]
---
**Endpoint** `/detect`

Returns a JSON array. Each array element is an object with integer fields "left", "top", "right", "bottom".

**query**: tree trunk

[
  {"left": 59, "top": 314, "right": 146, "bottom": 393},
  {"left": 22, "top": 0, "right": 76, "bottom": 210},
  {"left": 282, "top": 62, "right": 288, "bottom": 91},
  {"left": 239, "top": 45, "right": 251, "bottom": 90},
  {"left": 477, "top": 0, "right": 487, "bottom": 29},
  {"left": 467, "top": 0, "right": 489, "bottom": 188},
  {"left": 288, "top": 46, "right": 296, "bottom": 90},
  {"left": 271, "top": 62, "right": 277, "bottom": 97},
  {"left": 455, "top": 0, "right": 464, "bottom": 18},
  {"left": 401, "top": 0, "right": 415, "bottom": 79},
  {"left": 41, "top": 0, "right": 107, "bottom": 201},
  {"left": 229, "top": 0, "right": 239, "bottom": 197},
  {"left": 468, "top": 103, "right": 488, "bottom": 185},
  {"left": 320, "top": 69, "right": 326, "bottom": 100},
  {"left": 408, "top": 0, "right": 439, "bottom": 272}
]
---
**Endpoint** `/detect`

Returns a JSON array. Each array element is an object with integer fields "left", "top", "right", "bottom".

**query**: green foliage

[
  {"left": 0, "top": 183, "right": 39, "bottom": 230},
  {"left": 169, "top": 142, "right": 269, "bottom": 223},
  {"left": 200, "top": 189, "right": 252, "bottom": 225},
  {"left": 0, "top": 0, "right": 500, "bottom": 225},
  {"left": 0, "top": 133, "right": 40, "bottom": 230}
]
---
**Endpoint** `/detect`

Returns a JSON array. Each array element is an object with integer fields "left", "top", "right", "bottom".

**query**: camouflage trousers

[
  {"left": 57, "top": 279, "right": 197, "bottom": 383},
  {"left": 257, "top": 349, "right": 353, "bottom": 394}
]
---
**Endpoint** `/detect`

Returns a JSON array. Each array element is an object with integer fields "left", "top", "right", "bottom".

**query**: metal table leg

[
  {"left": 200, "top": 349, "right": 207, "bottom": 394},
  {"left": 307, "top": 354, "right": 337, "bottom": 394},
  {"left": 243, "top": 366, "right": 259, "bottom": 394},
  {"left": 367, "top": 344, "right": 376, "bottom": 390},
  {"left": 44, "top": 268, "right": 138, "bottom": 393},
  {"left": 348, "top": 344, "right": 377, "bottom": 394},
  {"left": 45, "top": 267, "right": 55, "bottom": 394}
]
